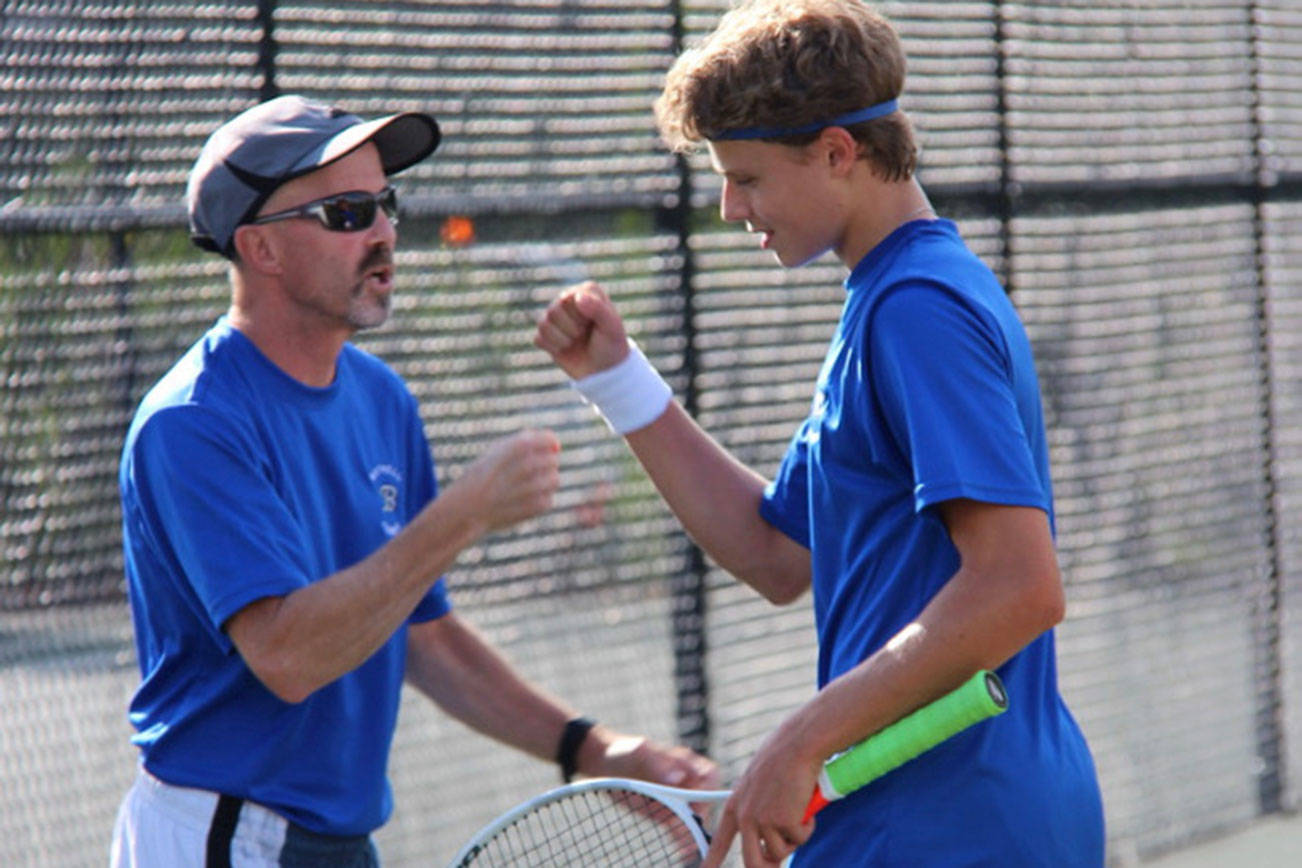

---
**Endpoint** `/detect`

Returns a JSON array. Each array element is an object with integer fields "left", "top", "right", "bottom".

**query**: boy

[{"left": 534, "top": 1, "right": 1105, "bottom": 865}]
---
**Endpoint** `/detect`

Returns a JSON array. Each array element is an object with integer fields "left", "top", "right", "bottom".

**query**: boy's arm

[
  {"left": 703, "top": 499, "right": 1064, "bottom": 867},
  {"left": 624, "top": 400, "right": 811, "bottom": 604},
  {"left": 535, "top": 281, "right": 811, "bottom": 604}
]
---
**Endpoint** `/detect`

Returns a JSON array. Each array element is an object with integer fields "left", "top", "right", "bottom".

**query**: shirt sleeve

[
  {"left": 869, "top": 283, "right": 1048, "bottom": 514},
  {"left": 760, "top": 416, "right": 814, "bottom": 549},
  {"left": 126, "top": 404, "right": 317, "bottom": 652}
]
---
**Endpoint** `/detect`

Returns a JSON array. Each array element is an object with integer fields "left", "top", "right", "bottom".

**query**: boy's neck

[{"left": 837, "top": 177, "right": 935, "bottom": 268}]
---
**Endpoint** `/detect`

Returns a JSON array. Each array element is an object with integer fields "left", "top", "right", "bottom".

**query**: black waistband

[
  {"left": 205, "top": 793, "right": 244, "bottom": 868},
  {"left": 204, "top": 794, "right": 374, "bottom": 867}
]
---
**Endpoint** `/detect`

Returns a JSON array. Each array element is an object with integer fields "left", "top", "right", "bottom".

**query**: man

[
  {"left": 111, "top": 95, "right": 715, "bottom": 867},
  {"left": 534, "top": 1, "right": 1105, "bottom": 865}
]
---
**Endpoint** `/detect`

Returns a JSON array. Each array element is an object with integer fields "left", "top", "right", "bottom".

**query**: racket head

[{"left": 449, "top": 778, "right": 731, "bottom": 868}]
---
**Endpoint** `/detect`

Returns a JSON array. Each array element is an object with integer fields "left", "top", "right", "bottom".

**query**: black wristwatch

[{"left": 556, "top": 716, "right": 597, "bottom": 783}]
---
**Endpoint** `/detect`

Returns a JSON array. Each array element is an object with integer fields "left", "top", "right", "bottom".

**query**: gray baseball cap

[{"left": 187, "top": 94, "right": 440, "bottom": 256}]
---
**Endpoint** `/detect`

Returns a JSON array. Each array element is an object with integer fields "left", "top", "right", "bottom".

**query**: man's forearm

[{"left": 224, "top": 481, "right": 486, "bottom": 703}]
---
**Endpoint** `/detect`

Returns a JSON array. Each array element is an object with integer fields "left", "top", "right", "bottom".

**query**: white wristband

[{"left": 571, "top": 340, "right": 673, "bottom": 435}]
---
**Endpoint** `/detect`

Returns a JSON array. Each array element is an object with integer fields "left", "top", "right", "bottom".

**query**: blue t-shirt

[
  {"left": 119, "top": 318, "right": 450, "bottom": 835},
  {"left": 761, "top": 220, "right": 1104, "bottom": 866}
]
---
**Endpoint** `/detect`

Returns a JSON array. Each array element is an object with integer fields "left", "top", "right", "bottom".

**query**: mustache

[{"left": 359, "top": 246, "right": 395, "bottom": 275}]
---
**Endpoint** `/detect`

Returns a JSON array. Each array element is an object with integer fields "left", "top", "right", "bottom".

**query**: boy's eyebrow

[{"left": 711, "top": 161, "right": 749, "bottom": 178}]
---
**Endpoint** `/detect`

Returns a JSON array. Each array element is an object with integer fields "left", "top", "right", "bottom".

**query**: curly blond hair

[{"left": 654, "top": 0, "right": 917, "bottom": 180}]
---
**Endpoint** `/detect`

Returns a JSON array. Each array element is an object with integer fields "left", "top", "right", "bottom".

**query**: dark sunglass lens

[
  {"left": 322, "top": 194, "right": 377, "bottom": 231},
  {"left": 380, "top": 188, "right": 398, "bottom": 221}
]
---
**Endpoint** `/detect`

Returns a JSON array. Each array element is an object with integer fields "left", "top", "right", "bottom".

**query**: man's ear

[{"left": 230, "top": 224, "right": 282, "bottom": 275}]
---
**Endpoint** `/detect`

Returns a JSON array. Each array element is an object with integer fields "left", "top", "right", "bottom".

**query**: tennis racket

[{"left": 448, "top": 669, "right": 1008, "bottom": 867}]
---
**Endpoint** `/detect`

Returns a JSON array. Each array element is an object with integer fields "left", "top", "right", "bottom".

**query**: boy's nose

[{"left": 719, "top": 181, "right": 747, "bottom": 223}]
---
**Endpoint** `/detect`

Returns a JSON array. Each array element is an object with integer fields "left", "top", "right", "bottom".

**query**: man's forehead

[{"left": 263, "top": 142, "right": 385, "bottom": 209}]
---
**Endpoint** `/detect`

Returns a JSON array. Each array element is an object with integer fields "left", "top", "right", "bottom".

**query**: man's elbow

[
  {"left": 244, "top": 651, "right": 317, "bottom": 704},
  {"left": 225, "top": 598, "right": 321, "bottom": 704}
]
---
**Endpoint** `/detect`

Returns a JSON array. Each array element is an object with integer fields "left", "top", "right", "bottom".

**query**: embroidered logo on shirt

[{"left": 369, "top": 464, "right": 404, "bottom": 537}]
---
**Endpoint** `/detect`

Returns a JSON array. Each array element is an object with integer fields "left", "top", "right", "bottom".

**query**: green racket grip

[{"left": 802, "top": 670, "right": 1008, "bottom": 822}]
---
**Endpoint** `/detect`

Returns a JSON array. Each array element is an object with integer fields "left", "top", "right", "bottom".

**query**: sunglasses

[{"left": 249, "top": 187, "right": 399, "bottom": 232}]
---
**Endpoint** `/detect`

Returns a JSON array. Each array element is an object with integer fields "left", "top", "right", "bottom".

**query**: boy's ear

[{"left": 819, "top": 126, "right": 861, "bottom": 175}]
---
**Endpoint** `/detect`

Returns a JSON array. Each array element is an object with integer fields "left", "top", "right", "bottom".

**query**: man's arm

[
  {"left": 225, "top": 429, "right": 560, "bottom": 704},
  {"left": 702, "top": 500, "right": 1065, "bottom": 867},
  {"left": 404, "top": 612, "right": 719, "bottom": 787}
]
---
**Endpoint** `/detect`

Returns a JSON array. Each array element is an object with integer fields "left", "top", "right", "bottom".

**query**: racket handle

[{"left": 801, "top": 670, "right": 1008, "bottom": 823}]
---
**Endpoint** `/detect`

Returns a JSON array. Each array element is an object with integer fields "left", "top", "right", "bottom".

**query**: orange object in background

[{"left": 440, "top": 215, "right": 475, "bottom": 246}]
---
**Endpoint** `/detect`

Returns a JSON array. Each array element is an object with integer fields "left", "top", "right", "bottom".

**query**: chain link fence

[{"left": 4, "top": 1, "right": 1302, "bottom": 864}]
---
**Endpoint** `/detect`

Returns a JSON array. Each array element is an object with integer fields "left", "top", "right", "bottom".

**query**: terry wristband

[
  {"left": 557, "top": 716, "right": 597, "bottom": 783},
  {"left": 571, "top": 340, "right": 673, "bottom": 435}
]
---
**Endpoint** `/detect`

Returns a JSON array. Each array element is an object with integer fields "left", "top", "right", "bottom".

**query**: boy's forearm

[{"left": 794, "top": 502, "right": 1064, "bottom": 762}]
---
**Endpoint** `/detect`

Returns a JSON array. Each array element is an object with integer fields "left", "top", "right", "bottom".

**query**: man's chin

[
  {"left": 349, "top": 302, "right": 391, "bottom": 331},
  {"left": 348, "top": 284, "right": 393, "bottom": 331}
]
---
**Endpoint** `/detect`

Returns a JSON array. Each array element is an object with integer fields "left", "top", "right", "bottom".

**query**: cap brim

[{"left": 297, "top": 111, "right": 441, "bottom": 178}]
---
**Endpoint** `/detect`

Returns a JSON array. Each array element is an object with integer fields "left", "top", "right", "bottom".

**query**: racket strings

[{"left": 455, "top": 786, "right": 704, "bottom": 867}]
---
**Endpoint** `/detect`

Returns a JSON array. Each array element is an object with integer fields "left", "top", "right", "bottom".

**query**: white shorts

[{"left": 110, "top": 767, "right": 290, "bottom": 868}]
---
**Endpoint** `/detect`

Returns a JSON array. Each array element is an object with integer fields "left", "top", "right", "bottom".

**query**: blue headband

[{"left": 715, "top": 99, "right": 899, "bottom": 141}]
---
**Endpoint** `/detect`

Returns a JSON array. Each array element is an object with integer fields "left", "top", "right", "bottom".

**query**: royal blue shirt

[
  {"left": 761, "top": 220, "right": 1104, "bottom": 866},
  {"left": 119, "top": 318, "right": 450, "bottom": 835}
]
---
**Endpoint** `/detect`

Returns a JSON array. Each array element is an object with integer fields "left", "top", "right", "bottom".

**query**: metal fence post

[
  {"left": 663, "top": 0, "right": 712, "bottom": 757},
  {"left": 1246, "top": 0, "right": 1287, "bottom": 816}
]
